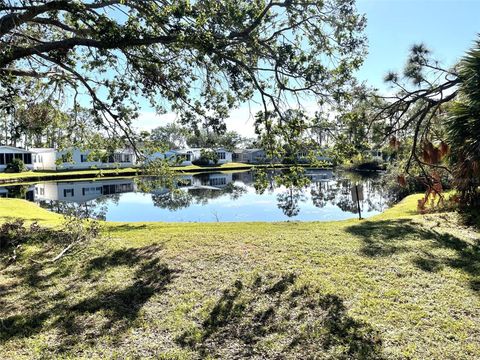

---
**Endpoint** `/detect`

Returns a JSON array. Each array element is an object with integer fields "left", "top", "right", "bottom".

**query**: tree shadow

[
  {"left": 0, "top": 244, "right": 178, "bottom": 353},
  {"left": 346, "top": 219, "right": 480, "bottom": 293},
  {"left": 177, "top": 273, "right": 384, "bottom": 359},
  {"left": 104, "top": 223, "right": 148, "bottom": 234}
]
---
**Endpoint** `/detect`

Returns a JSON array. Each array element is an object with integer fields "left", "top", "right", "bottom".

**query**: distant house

[
  {"left": 147, "top": 149, "right": 201, "bottom": 166},
  {"left": 368, "top": 150, "right": 385, "bottom": 162},
  {"left": 0, "top": 146, "right": 34, "bottom": 172},
  {"left": 296, "top": 150, "right": 332, "bottom": 164},
  {"left": 31, "top": 148, "right": 57, "bottom": 170},
  {"left": 147, "top": 148, "right": 232, "bottom": 166},
  {"left": 31, "top": 148, "right": 136, "bottom": 170},
  {"left": 214, "top": 148, "right": 232, "bottom": 164},
  {"left": 234, "top": 149, "right": 266, "bottom": 164}
]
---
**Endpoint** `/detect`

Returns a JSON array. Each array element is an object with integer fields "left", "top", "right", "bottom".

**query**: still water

[{"left": 0, "top": 169, "right": 392, "bottom": 222}]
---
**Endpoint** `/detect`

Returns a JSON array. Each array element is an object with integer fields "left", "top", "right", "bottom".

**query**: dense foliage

[
  {"left": 5, "top": 158, "right": 26, "bottom": 173},
  {"left": 1, "top": 0, "right": 366, "bottom": 153},
  {"left": 446, "top": 41, "right": 480, "bottom": 206},
  {"left": 368, "top": 37, "right": 480, "bottom": 208}
]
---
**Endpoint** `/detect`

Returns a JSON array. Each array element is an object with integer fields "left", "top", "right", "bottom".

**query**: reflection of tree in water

[
  {"left": 151, "top": 183, "right": 247, "bottom": 209},
  {"left": 2, "top": 185, "right": 34, "bottom": 200},
  {"left": 189, "top": 183, "right": 247, "bottom": 206},
  {"left": 309, "top": 175, "right": 389, "bottom": 214},
  {"left": 151, "top": 190, "right": 192, "bottom": 211},
  {"left": 310, "top": 182, "right": 336, "bottom": 208},
  {"left": 37, "top": 196, "right": 116, "bottom": 220},
  {"left": 276, "top": 187, "right": 307, "bottom": 217}
]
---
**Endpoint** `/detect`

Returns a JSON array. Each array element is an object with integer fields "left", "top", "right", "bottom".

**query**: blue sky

[
  {"left": 135, "top": 0, "right": 480, "bottom": 135},
  {"left": 356, "top": 0, "right": 479, "bottom": 89}
]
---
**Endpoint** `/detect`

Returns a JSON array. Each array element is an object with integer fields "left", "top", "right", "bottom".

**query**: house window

[
  {"left": 14, "top": 153, "right": 22, "bottom": 160},
  {"left": 0, "top": 154, "right": 4, "bottom": 165},
  {"left": 123, "top": 154, "right": 131, "bottom": 163},
  {"left": 23, "top": 153, "right": 32, "bottom": 164},
  {"left": 63, "top": 189, "right": 74, "bottom": 197},
  {"left": 210, "top": 177, "right": 227, "bottom": 186},
  {"left": 5, "top": 154, "right": 13, "bottom": 164},
  {"left": 217, "top": 152, "right": 226, "bottom": 160},
  {"left": 61, "top": 154, "right": 69, "bottom": 163},
  {"left": 82, "top": 187, "right": 102, "bottom": 196},
  {"left": 81, "top": 154, "right": 89, "bottom": 162},
  {"left": 39, "top": 188, "right": 45, "bottom": 195}
]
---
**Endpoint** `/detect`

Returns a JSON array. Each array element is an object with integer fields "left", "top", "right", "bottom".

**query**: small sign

[{"left": 351, "top": 185, "right": 364, "bottom": 202}]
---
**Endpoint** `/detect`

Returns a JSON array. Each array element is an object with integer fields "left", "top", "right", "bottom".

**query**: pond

[{"left": 0, "top": 169, "right": 393, "bottom": 222}]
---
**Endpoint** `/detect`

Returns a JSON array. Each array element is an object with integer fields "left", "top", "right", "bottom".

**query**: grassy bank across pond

[
  {"left": 0, "top": 162, "right": 318, "bottom": 184},
  {"left": 0, "top": 162, "right": 256, "bottom": 184},
  {"left": 0, "top": 195, "right": 479, "bottom": 359}
]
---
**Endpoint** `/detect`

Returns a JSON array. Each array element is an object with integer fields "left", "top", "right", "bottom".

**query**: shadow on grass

[
  {"left": 346, "top": 219, "right": 480, "bottom": 293},
  {"left": 104, "top": 223, "right": 148, "bottom": 234},
  {"left": 177, "top": 273, "right": 384, "bottom": 359},
  {"left": 0, "top": 244, "right": 178, "bottom": 353}
]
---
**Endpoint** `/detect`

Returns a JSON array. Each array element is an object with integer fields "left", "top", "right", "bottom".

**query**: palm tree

[{"left": 447, "top": 39, "right": 480, "bottom": 206}]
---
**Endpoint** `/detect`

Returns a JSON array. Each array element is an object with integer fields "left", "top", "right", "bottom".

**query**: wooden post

[{"left": 355, "top": 184, "right": 362, "bottom": 220}]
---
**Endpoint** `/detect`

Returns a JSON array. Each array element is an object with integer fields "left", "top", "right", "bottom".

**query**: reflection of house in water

[
  {"left": 304, "top": 169, "right": 334, "bottom": 183},
  {"left": 232, "top": 171, "right": 255, "bottom": 185},
  {"left": 189, "top": 173, "right": 233, "bottom": 189},
  {"left": 0, "top": 185, "right": 35, "bottom": 201},
  {"left": 34, "top": 179, "right": 136, "bottom": 203}
]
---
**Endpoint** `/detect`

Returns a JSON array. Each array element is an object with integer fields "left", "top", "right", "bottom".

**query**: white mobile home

[
  {"left": 31, "top": 148, "right": 136, "bottom": 170},
  {"left": 31, "top": 148, "right": 57, "bottom": 170},
  {"left": 146, "top": 149, "right": 201, "bottom": 166},
  {"left": 0, "top": 146, "right": 34, "bottom": 172},
  {"left": 214, "top": 148, "right": 232, "bottom": 164},
  {"left": 146, "top": 148, "right": 231, "bottom": 166},
  {"left": 234, "top": 149, "right": 266, "bottom": 164}
]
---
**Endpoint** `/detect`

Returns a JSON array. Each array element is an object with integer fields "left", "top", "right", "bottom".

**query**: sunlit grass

[{"left": 0, "top": 194, "right": 479, "bottom": 359}]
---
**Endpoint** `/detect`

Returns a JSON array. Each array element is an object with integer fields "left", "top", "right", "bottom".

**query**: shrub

[
  {"left": 0, "top": 216, "right": 100, "bottom": 265},
  {"left": 5, "top": 158, "right": 26, "bottom": 173},
  {"left": 192, "top": 157, "right": 211, "bottom": 166}
]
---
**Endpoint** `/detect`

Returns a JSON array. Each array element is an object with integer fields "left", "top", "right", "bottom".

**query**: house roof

[
  {"left": 30, "top": 147, "right": 56, "bottom": 153},
  {"left": 0, "top": 145, "right": 31, "bottom": 153}
]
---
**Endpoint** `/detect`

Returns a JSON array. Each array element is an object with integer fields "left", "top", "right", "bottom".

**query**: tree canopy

[
  {"left": 0, "top": 0, "right": 366, "bottom": 150},
  {"left": 368, "top": 37, "right": 480, "bottom": 206}
]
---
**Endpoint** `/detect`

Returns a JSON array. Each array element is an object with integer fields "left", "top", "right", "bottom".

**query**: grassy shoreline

[
  {"left": 0, "top": 162, "right": 330, "bottom": 185},
  {"left": 0, "top": 196, "right": 479, "bottom": 359},
  {"left": 0, "top": 162, "right": 257, "bottom": 184}
]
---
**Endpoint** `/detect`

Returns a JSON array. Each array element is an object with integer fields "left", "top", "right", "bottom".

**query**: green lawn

[
  {"left": 0, "top": 196, "right": 479, "bottom": 359},
  {"left": 0, "top": 162, "right": 254, "bottom": 183}
]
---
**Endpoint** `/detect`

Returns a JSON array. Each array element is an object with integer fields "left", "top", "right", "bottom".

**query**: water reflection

[{"left": 0, "top": 169, "right": 391, "bottom": 222}]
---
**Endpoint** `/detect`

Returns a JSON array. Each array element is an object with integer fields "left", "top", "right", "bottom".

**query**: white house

[
  {"left": 146, "top": 148, "right": 232, "bottom": 166},
  {"left": 214, "top": 148, "right": 232, "bottom": 164},
  {"left": 0, "top": 146, "right": 34, "bottom": 172},
  {"left": 31, "top": 148, "right": 57, "bottom": 170},
  {"left": 233, "top": 149, "right": 266, "bottom": 164},
  {"left": 296, "top": 150, "right": 332, "bottom": 164},
  {"left": 146, "top": 149, "right": 201, "bottom": 166},
  {"left": 31, "top": 147, "right": 136, "bottom": 171}
]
